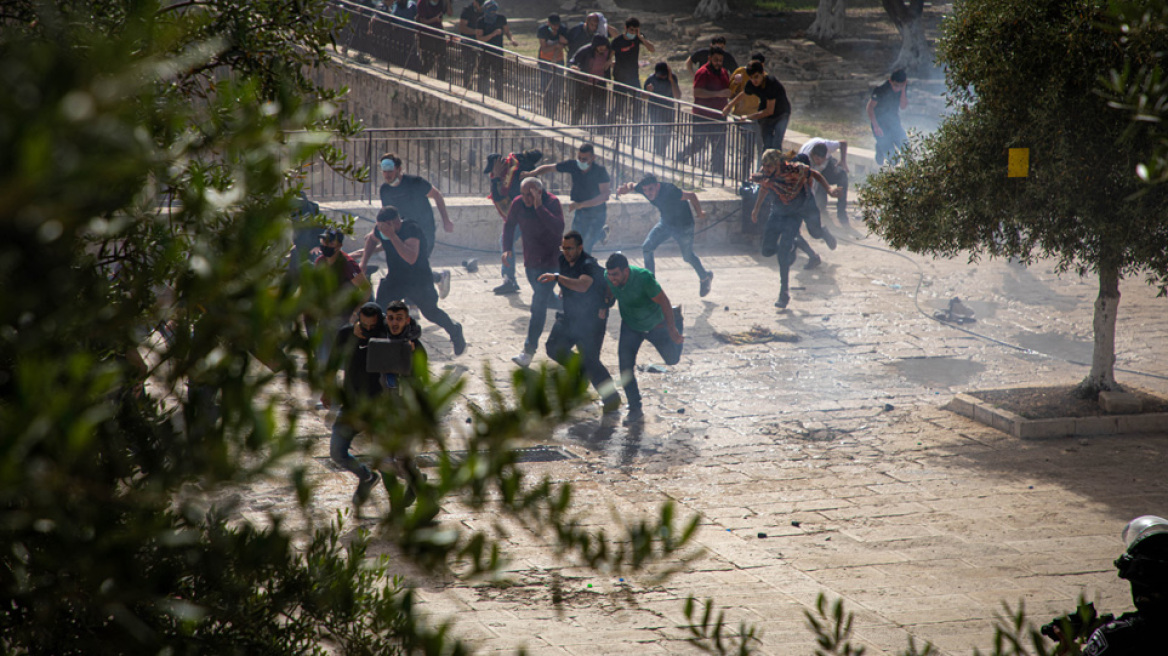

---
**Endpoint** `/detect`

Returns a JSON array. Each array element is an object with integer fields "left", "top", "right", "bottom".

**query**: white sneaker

[
  {"left": 438, "top": 270, "right": 452, "bottom": 299},
  {"left": 511, "top": 352, "right": 533, "bottom": 368}
]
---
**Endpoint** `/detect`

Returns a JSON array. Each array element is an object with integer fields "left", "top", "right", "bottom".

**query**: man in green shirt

[{"left": 604, "top": 253, "right": 683, "bottom": 425}]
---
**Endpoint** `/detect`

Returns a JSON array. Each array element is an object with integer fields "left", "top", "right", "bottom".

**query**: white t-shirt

[{"left": 799, "top": 138, "right": 841, "bottom": 171}]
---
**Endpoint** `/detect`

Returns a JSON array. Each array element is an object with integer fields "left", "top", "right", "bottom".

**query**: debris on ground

[{"left": 713, "top": 325, "right": 799, "bottom": 345}]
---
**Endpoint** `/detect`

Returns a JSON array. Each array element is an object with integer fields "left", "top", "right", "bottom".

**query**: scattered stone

[
  {"left": 790, "top": 520, "right": 801, "bottom": 527},
  {"left": 757, "top": 532, "right": 767, "bottom": 539},
  {"left": 678, "top": 408, "right": 685, "bottom": 414},
  {"left": 884, "top": 403, "right": 894, "bottom": 412}
]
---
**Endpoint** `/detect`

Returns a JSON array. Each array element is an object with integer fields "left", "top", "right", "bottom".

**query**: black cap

[
  {"left": 484, "top": 153, "right": 502, "bottom": 174},
  {"left": 319, "top": 228, "right": 344, "bottom": 244}
]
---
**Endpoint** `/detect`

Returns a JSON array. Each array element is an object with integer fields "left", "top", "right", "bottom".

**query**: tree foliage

[
  {"left": 858, "top": 0, "right": 1168, "bottom": 392},
  {"left": 1101, "top": 0, "right": 1168, "bottom": 188},
  {"left": 0, "top": 1, "right": 705, "bottom": 653}
]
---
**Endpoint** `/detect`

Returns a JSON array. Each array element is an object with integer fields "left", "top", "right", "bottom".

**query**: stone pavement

[{"left": 288, "top": 221, "right": 1168, "bottom": 655}]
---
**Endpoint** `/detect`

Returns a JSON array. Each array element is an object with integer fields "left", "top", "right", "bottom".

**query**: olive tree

[
  {"left": 0, "top": 1, "right": 708, "bottom": 653},
  {"left": 1103, "top": 0, "right": 1168, "bottom": 187},
  {"left": 859, "top": 0, "right": 1168, "bottom": 397}
]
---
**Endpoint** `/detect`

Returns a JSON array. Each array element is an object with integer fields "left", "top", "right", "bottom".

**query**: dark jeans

[
  {"left": 572, "top": 80, "right": 607, "bottom": 125},
  {"left": 522, "top": 265, "right": 558, "bottom": 354},
  {"left": 477, "top": 47, "right": 505, "bottom": 99},
  {"left": 331, "top": 413, "right": 374, "bottom": 481},
  {"left": 458, "top": 38, "right": 479, "bottom": 88},
  {"left": 545, "top": 313, "right": 618, "bottom": 405},
  {"left": 418, "top": 27, "right": 448, "bottom": 81},
  {"left": 571, "top": 205, "right": 607, "bottom": 253},
  {"left": 376, "top": 277, "right": 459, "bottom": 338},
  {"left": 874, "top": 120, "right": 908, "bottom": 166},
  {"left": 618, "top": 319, "right": 683, "bottom": 412},
  {"left": 759, "top": 112, "right": 790, "bottom": 150},
  {"left": 812, "top": 157, "right": 849, "bottom": 222},
  {"left": 539, "top": 61, "right": 564, "bottom": 116},
  {"left": 648, "top": 104, "right": 675, "bottom": 156},
  {"left": 681, "top": 114, "right": 726, "bottom": 175},
  {"left": 641, "top": 222, "right": 708, "bottom": 280},
  {"left": 761, "top": 193, "right": 817, "bottom": 292},
  {"left": 500, "top": 225, "right": 520, "bottom": 281}
]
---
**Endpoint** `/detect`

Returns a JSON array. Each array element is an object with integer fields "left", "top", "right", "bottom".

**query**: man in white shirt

[{"left": 798, "top": 137, "right": 850, "bottom": 227}]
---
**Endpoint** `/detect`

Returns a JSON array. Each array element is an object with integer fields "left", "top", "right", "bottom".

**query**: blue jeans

[
  {"left": 762, "top": 193, "right": 817, "bottom": 291},
  {"left": 546, "top": 313, "right": 618, "bottom": 406},
  {"left": 500, "top": 225, "right": 521, "bottom": 281},
  {"left": 523, "top": 265, "right": 558, "bottom": 354},
  {"left": 331, "top": 413, "right": 373, "bottom": 481},
  {"left": 618, "top": 319, "right": 683, "bottom": 412},
  {"left": 760, "top": 113, "right": 790, "bottom": 150},
  {"left": 874, "top": 120, "right": 908, "bottom": 166},
  {"left": 572, "top": 205, "right": 608, "bottom": 254},
  {"left": 641, "top": 222, "right": 708, "bottom": 280}
]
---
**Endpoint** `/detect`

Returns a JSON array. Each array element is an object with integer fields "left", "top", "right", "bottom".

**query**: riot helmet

[{"left": 1114, "top": 515, "right": 1168, "bottom": 615}]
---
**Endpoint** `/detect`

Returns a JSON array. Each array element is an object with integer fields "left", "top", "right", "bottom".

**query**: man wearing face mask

[
  {"left": 375, "top": 153, "right": 454, "bottom": 298},
  {"left": 359, "top": 206, "right": 466, "bottom": 355},
  {"left": 456, "top": 0, "right": 482, "bottom": 89},
  {"left": 616, "top": 174, "right": 714, "bottom": 298},
  {"left": 474, "top": 0, "right": 517, "bottom": 100},
  {"left": 610, "top": 17, "right": 654, "bottom": 123},
  {"left": 314, "top": 228, "right": 371, "bottom": 364},
  {"left": 529, "top": 143, "right": 611, "bottom": 254},
  {"left": 502, "top": 177, "right": 564, "bottom": 368}
]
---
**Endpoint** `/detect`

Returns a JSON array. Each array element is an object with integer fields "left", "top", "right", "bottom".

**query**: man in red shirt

[
  {"left": 683, "top": 47, "right": 731, "bottom": 174},
  {"left": 502, "top": 177, "right": 565, "bottom": 368},
  {"left": 314, "top": 228, "right": 370, "bottom": 363}
]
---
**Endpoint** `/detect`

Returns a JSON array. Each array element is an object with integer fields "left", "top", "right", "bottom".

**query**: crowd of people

[
  {"left": 346, "top": 0, "right": 911, "bottom": 174},
  {"left": 306, "top": 135, "right": 867, "bottom": 506}
]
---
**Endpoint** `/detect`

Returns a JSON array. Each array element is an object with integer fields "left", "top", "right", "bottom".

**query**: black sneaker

[
  {"left": 622, "top": 407, "right": 644, "bottom": 426},
  {"left": 672, "top": 305, "right": 684, "bottom": 336},
  {"left": 775, "top": 291, "right": 790, "bottom": 309},
  {"left": 492, "top": 279, "right": 521, "bottom": 295},
  {"left": 353, "top": 470, "right": 381, "bottom": 507},
  {"left": 450, "top": 323, "right": 466, "bottom": 356},
  {"left": 803, "top": 254, "right": 822, "bottom": 270},
  {"left": 699, "top": 271, "right": 714, "bottom": 297}
]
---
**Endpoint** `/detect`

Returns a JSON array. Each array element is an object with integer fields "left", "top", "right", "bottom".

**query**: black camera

[{"left": 1039, "top": 602, "right": 1113, "bottom": 642}]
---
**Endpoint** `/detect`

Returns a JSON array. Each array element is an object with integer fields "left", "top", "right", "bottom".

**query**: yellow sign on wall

[{"left": 1008, "top": 148, "right": 1029, "bottom": 178}]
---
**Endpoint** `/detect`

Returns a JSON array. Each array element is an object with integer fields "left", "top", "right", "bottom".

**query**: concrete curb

[{"left": 946, "top": 393, "right": 1168, "bottom": 439}]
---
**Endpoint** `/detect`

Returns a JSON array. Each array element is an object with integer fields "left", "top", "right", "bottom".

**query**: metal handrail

[
  {"left": 297, "top": 124, "right": 757, "bottom": 201},
  {"left": 329, "top": 0, "right": 724, "bottom": 119},
  {"left": 324, "top": 0, "right": 756, "bottom": 189}
]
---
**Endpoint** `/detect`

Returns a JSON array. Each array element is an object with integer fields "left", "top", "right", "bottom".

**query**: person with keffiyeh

[{"left": 750, "top": 149, "right": 841, "bottom": 310}]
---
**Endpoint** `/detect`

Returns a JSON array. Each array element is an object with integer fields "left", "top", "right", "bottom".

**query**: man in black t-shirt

[
  {"left": 724, "top": 61, "right": 791, "bottom": 150},
  {"left": 685, "top": 36, "right": 738, "bottom": 77},
  {"left": 537, "top": 230, "right": 619, "bottom": 414},
  {"left": 610, "top": 17, "right": 655, "bottom": 124},
  {"left": 617, "top": 174, "right": 714, "bottom": 297},
  {"left": 377, "top": 152, "right": 454, "bottom": 297},
  {"left": 530, "top": 143, "right": 612, "bottom": 253},
  {"left": 643, "top": 62, "right": 679, "bottom": 155},
  {"left": 474, "top": 0, "right": 516, "bottom": 99},
  {"left": 456, "top": 0, "right": 482, "bottom": 88},
  {"left": 866, "top": 69, "right": 909, "bottom": 166},
  {"left": 357, "top": 207, "right": 466, "bottom": 356}
]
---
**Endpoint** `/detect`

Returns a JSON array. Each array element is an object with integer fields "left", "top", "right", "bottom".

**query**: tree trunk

[
  {"left": 807, "top": 0, "right": 847, "bottom": 43},
  {"left": 694, "top": 0, "right": 731, "bottom": 20},
  {"left": 881, "top": 0, "right": 930, "bottom": 75},
  {"left": 1078, "top": 265, "right": 1121, "bottom": 398},
  {"left": 889, "top": 13, "right": 930, "bottom": 75}
]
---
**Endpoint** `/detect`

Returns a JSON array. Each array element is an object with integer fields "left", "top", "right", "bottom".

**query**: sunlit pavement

[{"left": 287, "top": 225, "right": 1168, "bottom": 655}]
